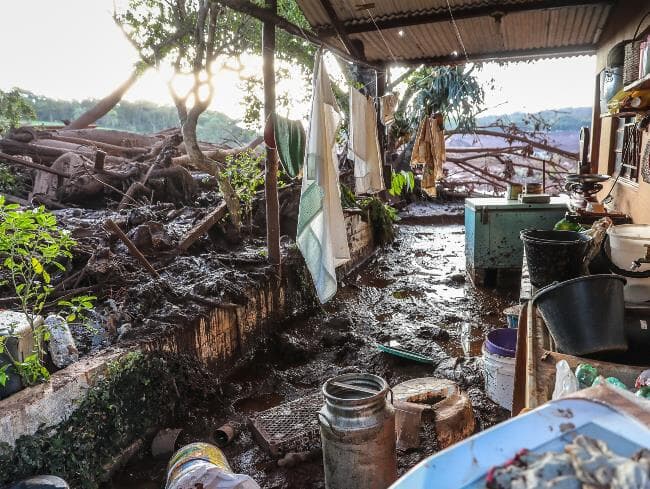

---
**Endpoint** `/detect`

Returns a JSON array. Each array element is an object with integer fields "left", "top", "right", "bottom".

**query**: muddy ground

[{"left": 111, "top": 205, "right": 517, "bottom": 488}]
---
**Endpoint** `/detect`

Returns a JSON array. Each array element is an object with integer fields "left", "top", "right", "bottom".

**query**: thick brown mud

[{"left": 111, "top": 217, "right": 517, "bottom": 489}]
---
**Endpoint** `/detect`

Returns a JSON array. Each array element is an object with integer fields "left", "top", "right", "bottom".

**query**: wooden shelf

[
  {"left": 600, "top": 110, "right": 647, "bottom": 119},
  {"left": 624, "top": 73, "right": 650, "bottom": 92}
]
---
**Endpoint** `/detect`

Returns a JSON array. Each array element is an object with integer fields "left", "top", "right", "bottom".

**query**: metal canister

[
  {"left": 166, "top": 442, "right": 231, "bottom": 489},
  {"left": 319, "top": 373, "right": 397, "bottom": 489}
]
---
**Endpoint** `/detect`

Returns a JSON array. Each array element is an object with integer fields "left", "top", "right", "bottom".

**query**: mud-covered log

[
  {"left": 0, "top": 151, "right": 71, "bottom": 178},
  {"left": 0, "top": 137, "right": 128, "bottom": 166}
]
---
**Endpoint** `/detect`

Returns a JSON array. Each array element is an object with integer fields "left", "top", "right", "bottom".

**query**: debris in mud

[
  {"left": 486, "top": 435, "right": 650, "bottom": 489},
  {"left": 110, "top": 221, "right": 514, "bottom": 489}
]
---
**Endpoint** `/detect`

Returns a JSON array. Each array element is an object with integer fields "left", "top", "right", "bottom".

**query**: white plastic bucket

[
  {"left": 482, "top": 344, "right": 515, "bottom": 411},
  {"left": 608, "top": 224, "right": 650, "bottom": 303}
]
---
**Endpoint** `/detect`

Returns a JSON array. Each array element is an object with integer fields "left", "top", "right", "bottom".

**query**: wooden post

[
  {"left": 376, "top": 65, "right": 391, "bottom": 190},
  {"left": 263, "top": 0, "right": 281, "bottom": 268}
]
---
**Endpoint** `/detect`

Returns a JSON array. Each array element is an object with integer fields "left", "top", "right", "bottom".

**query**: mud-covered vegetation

[{"left": 0, "top": 352, "right": 223, "bottom": 488}]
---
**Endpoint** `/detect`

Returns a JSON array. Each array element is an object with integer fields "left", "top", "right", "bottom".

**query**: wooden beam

[
  {"left": 264, "top": 0, "right": 281, "bottom": 268},
  {"left": 179, "top": 202, "right": 228, "bottom": 251},
  {"left": 317, "top": 0, "right": 364, "bottom": 60},
  {"left": 390, "top": 44, "right": 597, "bottom": 67},
  {"left": 215, "top": 0, "right": 380, "bottom": 68},
  {"left": 316, "top": 0, "right": 614, "bottom": 36}
]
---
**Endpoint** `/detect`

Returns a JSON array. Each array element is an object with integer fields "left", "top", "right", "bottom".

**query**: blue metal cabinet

[{"left": 465, "top": 197, "right": 568, "bottom": 285}]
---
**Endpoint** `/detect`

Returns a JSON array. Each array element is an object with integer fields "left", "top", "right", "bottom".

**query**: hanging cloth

[
  {"left": 274, "top": 115, "right": 306, "bottom": 178},
  {"left": 348, "top": 87, "right": 384, "bottom": 195},
  {"left": 296, "top": 52, "right": 351, "bottom": 304},
  {"left": 410, "top": 115, "right": 445, "bottom": 198},
  {"left": 380, "top": 93, "right": 398, "bottom": 126}
]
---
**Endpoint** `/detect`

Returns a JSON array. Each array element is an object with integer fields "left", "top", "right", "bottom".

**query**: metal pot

[{"left": 319, "top": 373, "right": 397, "bottom": 489}]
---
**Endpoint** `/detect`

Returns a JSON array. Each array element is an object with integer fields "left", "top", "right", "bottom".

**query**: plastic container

[
  {"left": 482, "top": 343, "right": 515, "bottom": 411},
  {"left": 485, "top": 328, "right": 517, "bottom": 357},
  {"left": 533, "top": 275, "right": 628, "bottom": 356},
  {"left": 607, "top": 224, "right": 650, "bottom": 303},
  {"left": 503, "top": 305, "right": 522, "bottom": 329},
  {"left": 166, "top": 443, "right": 259, "bottom": 489},
  {"left": 521, "top": 229, "right": 591, "bottom": 288}
]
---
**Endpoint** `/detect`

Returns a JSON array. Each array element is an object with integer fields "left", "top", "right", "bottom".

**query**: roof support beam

[
  {"left": 391, "top": 44, "right": 597, "bottom": 66},
  {"left": 317, "top": 0, "right": 364, "bottom": 60},
  {"left": 316, "top": 0, "right": 614, "bottom": 37},
  {"left": 215, "top": 0, "right": 380, "bottom": 68}
]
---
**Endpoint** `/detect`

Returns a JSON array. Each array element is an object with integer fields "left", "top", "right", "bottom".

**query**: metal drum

[{"left": 319, "top": 373, "right": 397, "bottom": 489}]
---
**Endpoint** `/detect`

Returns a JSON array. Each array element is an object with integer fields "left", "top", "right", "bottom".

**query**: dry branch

[
  {"left": 446, "top": 128, "right": 578, "bottom": 160},
  {"left": 171, "top": 135, "right": 264, "bottom": 167}
]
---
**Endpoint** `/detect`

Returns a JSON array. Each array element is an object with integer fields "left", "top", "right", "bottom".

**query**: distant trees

[{"left": 19, "top": 90, "right": 254, "bottom": 144}]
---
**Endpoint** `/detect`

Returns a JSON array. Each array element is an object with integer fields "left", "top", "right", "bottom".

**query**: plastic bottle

[
  {"left": 45, "top": 315, "right": 79, "bottom": 368},
  {"left": 575, "top": 363, "right": 598, "bottom": 389},
  {"left": 552, "top": 360, "right": 579, "bottom": 400}
]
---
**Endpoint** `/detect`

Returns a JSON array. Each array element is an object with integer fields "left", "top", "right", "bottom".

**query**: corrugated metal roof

[{"left": 294, "top": 0, "right": 612, "bottom": 64}]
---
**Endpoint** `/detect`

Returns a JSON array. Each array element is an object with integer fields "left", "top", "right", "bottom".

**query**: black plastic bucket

[
  {"left": 521, "top": 229, "right": 591, "bottom": 288},
  {"left": 532, "top": 275, "right": 627, "bottom": 356}
]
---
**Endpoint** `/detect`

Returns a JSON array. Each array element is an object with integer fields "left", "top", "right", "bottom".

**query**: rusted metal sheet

[{"left": 294, "top": 0, "right": 611, "bottom": 63}]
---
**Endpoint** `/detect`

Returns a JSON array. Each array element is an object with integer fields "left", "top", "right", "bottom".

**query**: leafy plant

[
  {"left": 389, "top": 170, "right": 415, "bottom": 197},
  {"left": 359, "top": 197, "right": 399, "bottom": 245},
  {"left": 0, "top": 88, "right": 35, "bottom": 135},
  {"left": 340, "top": 183, "right": 357, "bottom": 208},
  {"left": 0, "top": 197, "right": 94, "bottom": 385},
  {"left": 221, "top": 150, "right": 265, "bottom": 226}
]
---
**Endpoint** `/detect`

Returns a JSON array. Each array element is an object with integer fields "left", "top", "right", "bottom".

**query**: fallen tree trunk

[{"left": 66, "top": 69, "right": 141, "bottom": 130}]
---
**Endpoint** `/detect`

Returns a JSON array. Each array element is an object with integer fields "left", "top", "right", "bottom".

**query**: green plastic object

[
  {"left": 636, "top": 387, "right": 650, "bottom": 399},
  {"left": 575, "top": 363, "right": 598, "bottom": 388},
  {"left": 376, "top": 343, "right": 435, "bottom": 365},
  {"left": 554, "top": 218, "right": 583, "bottom": 232},
  {"left": 593, "top": 376, "right": 627, "bottom": 389}
]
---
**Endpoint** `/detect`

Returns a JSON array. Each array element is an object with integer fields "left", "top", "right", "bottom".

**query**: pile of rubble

[{"left": 0, "top": 126, "right": 297, "bottom": 354}]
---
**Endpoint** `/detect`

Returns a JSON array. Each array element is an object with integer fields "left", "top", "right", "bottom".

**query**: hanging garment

[
  {"left": 274, "top": 115, "right": 306, "bottom": 178},
  {"left": 641, "top": 139, "right": 650, "bottom": 184},
  {"left": 348, "top": 87, "right": 384, "bottom": 195},
  {"left": 297, "top": 52, "right": 351, "bottom": 304},
  {"left": 380, "top": 93, "right": 398, "bottom": 126},
  {"left": 411, "top": 115, "right": 445, "bottom": 198}
]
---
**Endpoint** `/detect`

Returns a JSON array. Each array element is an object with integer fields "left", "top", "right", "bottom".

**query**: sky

[{"left": 0, "top": 0, "right": 597, "bottom": 122}]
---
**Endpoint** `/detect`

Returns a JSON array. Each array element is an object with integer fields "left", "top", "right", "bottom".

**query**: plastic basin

[
  {"left": 532, "top": 274, "right": 627, "bottom": 356},
  {"left": 485, "top": 328, "right": 517, "bottom": 358},
  {"left": 521, "top": 229, "right": 591, "bottom": 288}
]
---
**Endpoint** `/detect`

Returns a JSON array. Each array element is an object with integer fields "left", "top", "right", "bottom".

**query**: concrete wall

[
  {"left": 0, "top": 212, "right": 376, "bottom": 446},
  {"left": 0, "top": 349, "right": 126, "bottom": 446},
  {"left": 594, "top": 2, "right": 650, "bottom": 224}
]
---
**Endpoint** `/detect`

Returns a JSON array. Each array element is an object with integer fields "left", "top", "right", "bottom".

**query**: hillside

[
  {"left": 477, "top": 107, "right": 592, "bottom": 132},
  {"left": 22, "top": 91, "right": 256, "bottom": 145}
]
